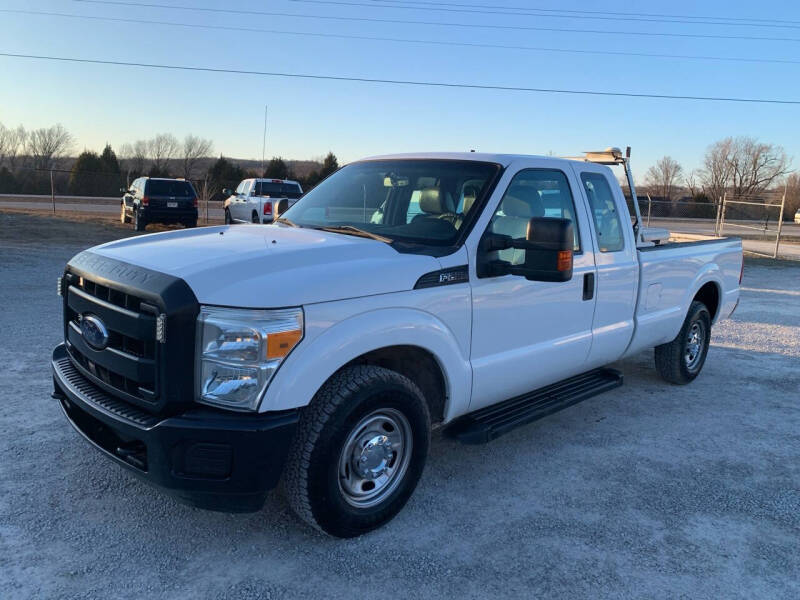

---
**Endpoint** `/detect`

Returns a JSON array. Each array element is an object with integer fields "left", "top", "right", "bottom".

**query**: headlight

[{"left": 196, "top": 306, "right": 303, "bottom": 411}]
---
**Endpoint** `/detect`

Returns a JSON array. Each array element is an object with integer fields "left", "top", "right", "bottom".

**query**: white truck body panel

[{"left": 86, "top": 152, "right": 742, "bottom": 419}]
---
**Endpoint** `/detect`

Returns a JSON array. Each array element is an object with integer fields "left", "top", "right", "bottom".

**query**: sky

[{"left": 1, "top": 0, "right": 799, "bottom": 177}]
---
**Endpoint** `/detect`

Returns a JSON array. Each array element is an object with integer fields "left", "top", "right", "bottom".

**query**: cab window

[
  {"left": 580, "top": 172, "right": 625, "bottom": 252},
  {"left": 487, "top": 169, "right": 580, "bottom": 265}
]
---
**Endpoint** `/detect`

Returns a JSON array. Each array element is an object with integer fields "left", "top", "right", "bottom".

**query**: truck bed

[{"left": 624, "top": 234, "right": 743, "bottom": 357}]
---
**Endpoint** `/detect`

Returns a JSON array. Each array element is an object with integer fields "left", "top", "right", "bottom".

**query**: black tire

[
  {"left": 185, "top": 220, "right": 197, "bottom": 228},
  {"left": 283, "top": 365, "right": 431, "bottom": 538},
  {"left": 120, "top": 203, "right": 131, "bottom": 224},
  {"left": 133, "top": 209, "right": 147, "bottom": 232},
  {"left": 654, "top": 300, "right": 711, "bottom": 385},
  {"left": 251, "top": 211, "right": 259, "bottom": 224},
  {"left": 224, "top": 209, "right": 233, "bottom": 225}
]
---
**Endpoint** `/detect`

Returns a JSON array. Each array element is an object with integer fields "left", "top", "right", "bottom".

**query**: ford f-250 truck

[{"left": 52, "top": 149, "right": 742, "bottom": 537}]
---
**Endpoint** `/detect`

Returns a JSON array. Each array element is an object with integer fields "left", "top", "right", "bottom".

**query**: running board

[{"left": 446, "top": 368, "right": 623, "bottom": 445}]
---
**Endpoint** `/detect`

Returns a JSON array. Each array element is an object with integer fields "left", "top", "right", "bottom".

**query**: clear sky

[{"left": 1, "top": 0, "right": 799, "bottom": 176}]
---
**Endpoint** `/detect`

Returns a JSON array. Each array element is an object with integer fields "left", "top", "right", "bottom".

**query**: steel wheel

[
  {"left": 337, "top": 408, "right": 413, "bottom": 508},
  {"left": 684, "top": 320, "right": 706, "bottom": 372}
]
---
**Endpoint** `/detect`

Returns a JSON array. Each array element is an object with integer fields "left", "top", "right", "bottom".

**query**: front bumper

[{"left": 52, "top": 343, "right": 298, "bottom": 512}]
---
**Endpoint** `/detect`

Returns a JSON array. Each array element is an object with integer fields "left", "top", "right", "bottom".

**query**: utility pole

[{"left": 261, "top": 104, "right": 268, "bottom": 175}]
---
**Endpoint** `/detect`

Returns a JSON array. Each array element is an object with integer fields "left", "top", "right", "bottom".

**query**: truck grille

[{"left": 64, "top": 275, "right": 159, "bottom": 405}]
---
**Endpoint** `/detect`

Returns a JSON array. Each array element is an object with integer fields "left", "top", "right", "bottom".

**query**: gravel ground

[{"left": 1, "top": 212, "right": 799, "bottom": 599}]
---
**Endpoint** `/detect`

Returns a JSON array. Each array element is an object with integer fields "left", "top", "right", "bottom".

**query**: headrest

[
  {"left": 501, "top": 195, "right": 532, "bottom": 218},
  {"left": 462, "top": 186, "right": 479, "bottom": 214},
  {"left": 419, "top": 187, "right": 445, "bottom": 214}
]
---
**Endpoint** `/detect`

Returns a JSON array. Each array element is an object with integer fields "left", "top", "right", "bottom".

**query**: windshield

[
  {"left": 146, "top": 180, "right": 195, "bottom": 197},
  {"left": 281, "top": 159, "right": 501, "bottom": 244},
  {"left": 255, "top": 181, "right": 303, "bottom": 199}
]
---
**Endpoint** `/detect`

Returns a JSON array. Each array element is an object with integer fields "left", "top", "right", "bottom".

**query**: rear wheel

[
  {"left": 184, "top": 219, "right": 197, "bottom": 228},
  {"left": 251, "top": 211, "right": 259, "bottom": 224},
  {"left": 655, "top": 300, "right": 711, "bottom": 384},
  {"left": 283, "top": 365, "right": 430, "bottom": 538},
  {"left": 133, "top": 209, "right": 147, "bottom": 232},
  {"left": 224, "top": 209, "right": 233, "bottom": 225}
]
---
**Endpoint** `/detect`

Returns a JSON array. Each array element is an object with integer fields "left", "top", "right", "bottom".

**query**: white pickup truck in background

[
  {"left": 223, "top": 178, "right": 303, "bottom": 224},
  {"left": 52, "top": 148, "right": 742, "bottom": 538}
]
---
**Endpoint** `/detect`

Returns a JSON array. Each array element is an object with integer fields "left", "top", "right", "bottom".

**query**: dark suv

[{"left": 121, "top": 177, "right": 198, "bottom": 231}]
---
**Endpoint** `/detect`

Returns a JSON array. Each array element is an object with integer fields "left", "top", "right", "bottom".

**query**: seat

[
  {"left": 412, "top": 187, "right": 457, "bottom": 225},
  {"left": 491, "top": 190, "right": 545, "bottom": 264}
]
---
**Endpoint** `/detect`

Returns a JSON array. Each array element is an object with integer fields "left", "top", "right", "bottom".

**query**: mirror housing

[
  {"left": 222, "top": 188, "right": 233, "bottom": 197},
  {"left": 481, "top": 217, "right": 574, "bottom": 282},
  {"left": 274, "top": 198, "right": 289, "bottom": 217}
]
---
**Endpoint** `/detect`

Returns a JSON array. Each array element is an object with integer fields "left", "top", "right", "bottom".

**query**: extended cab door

[
  {"left": 468, "top": 162, "right": 598, "bottom": 411},
  {"left": 571, "top": 164, "right": 638, "bottom": 367}
]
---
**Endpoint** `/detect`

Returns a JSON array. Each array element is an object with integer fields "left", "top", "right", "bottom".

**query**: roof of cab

[{"left": 358, "top": 152, "right": 574, "bottom": 168}]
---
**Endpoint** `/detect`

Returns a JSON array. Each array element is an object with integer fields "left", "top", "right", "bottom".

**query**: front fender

[{"left": 259, "top": 307, "right": 472, "bottom": 421}]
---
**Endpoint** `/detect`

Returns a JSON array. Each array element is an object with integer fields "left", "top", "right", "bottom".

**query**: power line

[
  {"left": 365, "top": 0, "right": 800, "bottom": 28},
  {"left": 6, "top": 9, "right": 800, "bottom": 67},
  {"left": 71, "top": 0, "right": 800, "bottom": 43},
  {"left": 1, "top": 51, "right": 798, "bottom": 105},
  {"left": 290, "top": 0, "right": 800, "bottom": 30}
]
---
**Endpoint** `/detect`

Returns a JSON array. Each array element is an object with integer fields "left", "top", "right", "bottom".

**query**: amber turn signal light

[
  {"left": 266, "top": 329, "right": 303, "bottom": 359},
  {"left": 557, "top": 250, "right": 573, "bottom": 272}
]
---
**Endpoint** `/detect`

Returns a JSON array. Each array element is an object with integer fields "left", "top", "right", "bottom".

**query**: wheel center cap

[{"left": 354, "top": 434, "right": 393, "bottom": 479}]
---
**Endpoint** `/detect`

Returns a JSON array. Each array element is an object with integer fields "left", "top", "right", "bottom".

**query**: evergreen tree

[
  {"left": 263, "top": 157, "right": 289, "bottom": 179},
  {"left": 69, "top": 150, "right": 105, "bottom": 196}
]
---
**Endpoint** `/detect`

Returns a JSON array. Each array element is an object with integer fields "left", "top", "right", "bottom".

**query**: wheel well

[
  {"left": 345, "top": 345, "right": 447, "bottom": 424},
  {"left": 693, "top": 282, "right": 720, "bottom": 321}
]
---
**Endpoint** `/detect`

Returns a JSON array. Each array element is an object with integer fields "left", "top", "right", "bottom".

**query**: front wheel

[
  {"left": 120, "top": 203, "right": 131, "bottom": 224},
  {"left": 283, "top": 365, "right": 430, "bottom": 538},
  {"left": 654, "top": 300, "right": 711, "bottom": 384},
  {"left": 224, "top": 209, "right": 233, "bottom": 225}
]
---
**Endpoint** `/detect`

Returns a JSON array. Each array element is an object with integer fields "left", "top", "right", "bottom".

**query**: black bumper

[
  {"left": 52, "top": 343, "right": 298, "bottom": 512},
  {"left": 140, "top": 208, "right": 197, "bottom": 223}
]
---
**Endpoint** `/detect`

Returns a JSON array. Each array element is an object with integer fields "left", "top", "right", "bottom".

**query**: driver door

[{"left": 468, "top": 163, "right": 597, "bottom": 411}]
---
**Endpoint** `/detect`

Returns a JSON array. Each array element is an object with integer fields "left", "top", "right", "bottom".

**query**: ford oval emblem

[{"left": 80, "top": 314, "right": 110, "bottom": 350}]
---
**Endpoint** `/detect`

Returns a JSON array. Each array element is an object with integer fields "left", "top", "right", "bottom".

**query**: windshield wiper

[
  {"left": 314, "top": 225, "right": 392, "bottom": 243},
  {"left": 275, "top": 217, "right": 299, "bottom": 227}
]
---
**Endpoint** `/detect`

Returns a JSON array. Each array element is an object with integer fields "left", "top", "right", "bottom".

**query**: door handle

[{"left": 583, "top": 273, "right": 595, "bottom": 301}]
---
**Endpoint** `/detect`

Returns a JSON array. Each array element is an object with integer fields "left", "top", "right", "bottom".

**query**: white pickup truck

[
  {"left": 52, "top": 149, "right": 742, "bottom": 537},
  {"left": 223, "top": 178, "right": 303, "bottom": 224}
]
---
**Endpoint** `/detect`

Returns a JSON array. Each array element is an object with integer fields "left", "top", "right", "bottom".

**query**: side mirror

[
  {"left": 222, "top": 188, "right": 233, "bottom": 197},
  {"left": 480, "top": 217, "right": 573, "bottom": 282},
  {"left": 121, "top": 187, "right": 131, "bottom": 194},
  {"left": 274, "top": 198, "right": 289, "bottom": 217}
]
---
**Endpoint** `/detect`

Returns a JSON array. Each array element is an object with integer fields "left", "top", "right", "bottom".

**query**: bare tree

[
  {"left": 644, "top": 156, "right": 684, "bottom": 204},
  {"left": 26, "top": 124, "right": 74, "bottom": 170},
  {"left": 0, "top": 124, "right": 27, "bottom": 168},
  {"left": 697, "top": 138, "right": 735, "bottom": 205},
  {"left": 120, "top": 140, "right": 149, "bottom": 177},
  {"left": 685, "top": 169, "right": 702, "bottom": 198},
  {"left": 181, "top": 134, "right": 213, "bottom": 179},
  {"left": 147, "top": 133, "right": 179, "bottom": 175},
  {"left": 728, "top": 137, "right": 791, "bottom": 199},
  {"left": 698, "top": 137, "right": 791, "bottom": 202}
]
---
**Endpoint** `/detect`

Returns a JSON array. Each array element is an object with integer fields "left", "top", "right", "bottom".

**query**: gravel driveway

[{"left": 1, "top": 213, "right": 798, "bottom": 599}]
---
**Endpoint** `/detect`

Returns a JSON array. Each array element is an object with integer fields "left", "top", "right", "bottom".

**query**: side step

[{"left": 446, "top": 368, "right": 623, "bottom": 444}]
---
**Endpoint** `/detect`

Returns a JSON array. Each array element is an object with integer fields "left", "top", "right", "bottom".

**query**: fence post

[
  {"left": 646, "top": 194, "right": 652, "bottom": 226},
  {"left": 774, "top": 186, "right": 786, "bottom": 259},
  {"left": 50, "top": 170, "right": 55, "bottom": 215},
  {"left": 719, "top": 193, "right": 727, "bottom": 236},
  {"left": 714, "top": 197, "right": 721, "bottom": 236}
]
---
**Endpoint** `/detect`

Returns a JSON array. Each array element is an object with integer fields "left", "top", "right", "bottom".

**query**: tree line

[
  {"left": 639, "top": 136, "right": 797, "bottom": 219},
  {"left": 0, "top": 122, "right": 338, "bottom": 199}
]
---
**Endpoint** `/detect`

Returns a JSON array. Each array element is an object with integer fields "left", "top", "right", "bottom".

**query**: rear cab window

[
  {"left": 579, "top": 172, "right": 625, "bottom": 252},
  {"left": 255, "top": 181, "right": 303, "bottom": 199}
]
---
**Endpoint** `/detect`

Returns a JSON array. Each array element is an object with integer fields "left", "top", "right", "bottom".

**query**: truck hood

[{"left": 89, "top": 225, "right": 441, "bottom": 307}]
